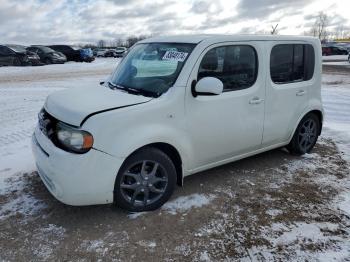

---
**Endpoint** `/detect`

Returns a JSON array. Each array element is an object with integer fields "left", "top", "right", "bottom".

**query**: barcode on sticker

[{"left": 162, "top": 51, "right": 188, "bottom": 62}]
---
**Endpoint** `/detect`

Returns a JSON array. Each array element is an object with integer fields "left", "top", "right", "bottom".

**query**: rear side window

[
  {"left": 198, "top": 45, "right": 258, "bottom": 91},
  {"left": 270, "top": 44, "right": 315, "bottom": 84}
]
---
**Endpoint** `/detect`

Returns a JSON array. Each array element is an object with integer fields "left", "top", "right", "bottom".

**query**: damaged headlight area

[{"left": 56, "top": 122, "right": 94, "bottom": 154}]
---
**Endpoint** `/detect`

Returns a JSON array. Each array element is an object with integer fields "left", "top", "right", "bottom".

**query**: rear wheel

[
  {"left": 45, "top": 58, "right": 51, "bottom": 64},
  {"left": 114, "top": 147, "right": 176, "bottom": 212},
  {"left": 287, "top": 113, "right": 320, "bottom": 155}
]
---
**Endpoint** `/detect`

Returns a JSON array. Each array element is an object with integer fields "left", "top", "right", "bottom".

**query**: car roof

[{"left": 140, "top": 34, "right": 319, "bottom": 44}]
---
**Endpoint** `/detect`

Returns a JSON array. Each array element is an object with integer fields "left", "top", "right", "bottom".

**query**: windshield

[
  {"left": 37, "top": 46, "right": 55, "bottom": 53},
  {"left": 110, "top": 43, "right": 195, "bottom": 96},
  {"left": 8, "top": 45, "right": 27, "bottom": 53}
]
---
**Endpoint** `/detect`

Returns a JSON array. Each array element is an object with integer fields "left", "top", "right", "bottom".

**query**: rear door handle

[
  {"left": 296, "top": 90, "right": 306, "bottom": 96},
  {"left": 249, "top": 97, "right": 264, "bottom": 105}
]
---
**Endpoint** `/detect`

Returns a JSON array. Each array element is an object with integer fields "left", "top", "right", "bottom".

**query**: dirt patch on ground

[{"left": 0, "top": 137, "right": 349, "bottom": 261}]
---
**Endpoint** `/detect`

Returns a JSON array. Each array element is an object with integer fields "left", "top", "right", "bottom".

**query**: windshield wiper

[{"left": 107, "top": 82, "right": 159, "bottom": 98}]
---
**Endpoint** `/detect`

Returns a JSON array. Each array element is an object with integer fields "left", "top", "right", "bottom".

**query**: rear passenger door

[
  {"left": 186, "top": 42, "right": 266, "bottom": 169},
  {"left": 263, "top": 43, "right": 315, "bottom": 146}
]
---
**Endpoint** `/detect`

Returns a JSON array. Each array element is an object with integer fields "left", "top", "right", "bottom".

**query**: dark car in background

[
  {"left": 48, "top": 45, "right": 94, "bottom": 62},
  {"left": 27, "top": 45, "right": 67, "bottom": 64},
  {"left": 0, "top": 44, "right": 42, "bottom": 66},
  {"left": 322, "top": 46, "right": 349, "bottom": 56},
  {"left": 104, "top": 49, "right": 117, "bottom": 57},
  {"left": 115, "top": 47, "right": 127, "bottom": 57}
]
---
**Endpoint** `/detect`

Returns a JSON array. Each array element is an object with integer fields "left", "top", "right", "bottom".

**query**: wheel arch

[
  {"left": 120, "top": 142, "right": 184, "bottom": 187},
  {"left": 308, "top": 109, "right": 323, "bottom": 135},
  {"left": 289, "top": 108, "right": 324, "bottom": 143}
]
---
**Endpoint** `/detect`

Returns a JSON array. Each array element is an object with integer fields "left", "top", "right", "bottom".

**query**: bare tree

[
  {"left": 310, "top": 11, "right": 329, "bottom": 41},
  {"left": 97, "top": 40, "right": 106, "bottom": 48},
  {"left": 126, "top": 35, "right": 149, "bottom": 48},
  {"left": 271, "top": 24, "right": 279, "bottom": 35}
]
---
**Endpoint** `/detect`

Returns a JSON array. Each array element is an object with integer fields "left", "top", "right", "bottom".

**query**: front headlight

[{"left": 56, "top": 122, "right": 93, "bottom": 153}]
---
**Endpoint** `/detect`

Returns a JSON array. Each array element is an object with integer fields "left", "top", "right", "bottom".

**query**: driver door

[{"left": 185, "top": 42, "right": 266, "bottom": 170}]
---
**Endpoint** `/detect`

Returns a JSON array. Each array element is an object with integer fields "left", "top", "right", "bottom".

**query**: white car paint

[{"left": 32, "top": 35, "right": 323, "bottom": 206}]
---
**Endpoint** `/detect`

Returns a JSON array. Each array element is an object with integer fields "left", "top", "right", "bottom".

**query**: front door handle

[
  {"left": 249, "top": 97, "right": 264, "bottom": 105},
  {"left": 296, "top": 90, "right": 306, "bottom": 96}
]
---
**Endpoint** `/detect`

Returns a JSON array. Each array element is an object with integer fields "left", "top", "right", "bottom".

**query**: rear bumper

[{"left": 31, "top": 125, "right": 124, "bottom": 206}]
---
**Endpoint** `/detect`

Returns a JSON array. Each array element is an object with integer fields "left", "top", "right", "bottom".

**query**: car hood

[{"left": 45, "top": 84, "right": 153, "bottom": 126}]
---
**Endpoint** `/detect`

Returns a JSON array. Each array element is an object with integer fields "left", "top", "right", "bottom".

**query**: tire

[
  {"left": 45, "top": 58, "right": 51, "bottom": 64},
  {"left": 287, "top": 113, "right": 320, "bottom": 155},
  {"left": 13, "top": 57, "right": 21, "bottom": 66},
  {"left": 114, "top": 147, "right": 177, "bottom": 212}
]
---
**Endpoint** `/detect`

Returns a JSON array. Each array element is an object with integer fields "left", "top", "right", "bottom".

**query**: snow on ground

[
  {"left": 0, "top": 58, "right": 118, "bottom": 82},
  {"left": 322, "top": 74, "right": 350, "bottom": 161},
  {"left": 323, "top": 61, "right": 350, "bottom": 66},
  {"left": 162, "top": 193, "right": 215, "bottom": 215},
  {"left": 0, "top": 58, "right": 117, "bottom": 192},
  {"left": 322, "top": 55, "right": 348, "bottom": 61}
]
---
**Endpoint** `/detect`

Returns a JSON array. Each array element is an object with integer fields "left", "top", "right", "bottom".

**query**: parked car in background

[
  {"left": 96, "top": 49, "right": 108, "bottom": 57},
  {"left": 32, "top": 35, "right": 323, "bottom": 212},
  {"left": 48, "top": 45, "right": 94, "bottom": 62},
  {"left": 80, "top": 48, "right": 95, "bottom": 62},
  {"left": 322, "top": 46, "right": 349, "bottom": 56},
  {"left": 115, "top": 47, "right": 127, "bottom": 57},
  {"left": 105, "top": 49, "right": 117, "bottom": 57},
  {"left": 27, "top": 45, "right": 67, "bottom": 64},
  {"left": 0, "top": 44, "right": 42, "bottom": 66}
]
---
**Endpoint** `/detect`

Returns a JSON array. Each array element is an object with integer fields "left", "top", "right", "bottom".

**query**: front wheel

[
  {"left": 287, "top": 113, "right": 320, "bottom": 155},
  {"left": 114, "top": 147, "right": 177, "bottom": 212}
]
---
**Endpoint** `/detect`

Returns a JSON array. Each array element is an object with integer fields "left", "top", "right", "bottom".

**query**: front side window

[
  {"left": 270, "top": 44, "right": 315, "bottom": 84},
  {"left": 198, "top": 45, "right": 258, "bottom": 91},
  {"left": 110, "top": 43, "right": 195, "bottom": 97}
]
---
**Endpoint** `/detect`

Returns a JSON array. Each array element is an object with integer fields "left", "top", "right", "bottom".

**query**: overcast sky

[{"left": 0, "top": 0, "right": 349, "bottom": 45}]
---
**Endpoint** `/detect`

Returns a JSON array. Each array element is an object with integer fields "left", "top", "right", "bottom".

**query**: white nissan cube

[{"left": 32, "top": 35, "right": 323, "bottom": 211}]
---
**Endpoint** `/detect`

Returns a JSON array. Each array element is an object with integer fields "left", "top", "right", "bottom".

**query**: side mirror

[{"left": 192, "top": 77, "right": 223, "bottom": 97}]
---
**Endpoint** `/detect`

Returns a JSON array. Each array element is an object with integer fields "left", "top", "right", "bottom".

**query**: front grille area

[{"left": 38, "top": 108, "right": 57, "bottom": 141}]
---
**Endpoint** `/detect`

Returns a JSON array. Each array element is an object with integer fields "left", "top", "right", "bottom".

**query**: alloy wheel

[
  {"left": 119, "top": 160, "right": 168, "bottom": 207},
  {"left": 298, "top": 119, "right": 317, "bottom": 152}
]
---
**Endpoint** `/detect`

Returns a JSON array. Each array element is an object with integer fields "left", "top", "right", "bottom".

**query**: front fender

[{"left": 108, "top": 124, "right": 193, "bottom": 173}]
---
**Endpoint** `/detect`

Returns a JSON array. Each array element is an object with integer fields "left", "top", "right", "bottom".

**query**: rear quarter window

[{"left": 270, "top": 44, "right": 315, "bottom": 84}]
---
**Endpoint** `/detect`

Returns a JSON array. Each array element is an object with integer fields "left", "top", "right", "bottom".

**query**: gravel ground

[{"left": 0, "top": 59, "right": 349, "bottom": 261}]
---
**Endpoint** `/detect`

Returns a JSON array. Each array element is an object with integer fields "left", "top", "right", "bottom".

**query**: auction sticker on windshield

[{"left": 162, "top": 51, "right": 188, "bottom": 62}]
